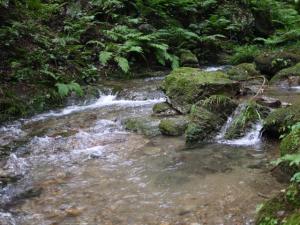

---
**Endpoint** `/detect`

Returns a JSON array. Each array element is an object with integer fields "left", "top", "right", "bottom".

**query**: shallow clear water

[{"left": 0, "top": 76, "right": 286, "bottom": 225}]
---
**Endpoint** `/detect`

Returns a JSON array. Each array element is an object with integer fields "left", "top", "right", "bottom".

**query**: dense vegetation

[{"left": 1, "top": 0, "right": 300, "bottom": 122}]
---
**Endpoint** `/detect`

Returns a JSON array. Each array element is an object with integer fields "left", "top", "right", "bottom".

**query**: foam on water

[
  {"left": 217, "top": 123, "right": 262, "bottom": 146},
  {"left": 204, "top": 66, "right": 227, "bottom": 72},
  {"left": 4, "top": 153, "right": 29, "bottom": 176},
  {"left": 0, "top": 212, "right": 16, "bottom": 225},
  {"left": 0, "top": 122, "right": 26, "bottom": 146},
  {"left": 216, "top": 104, "right": 262, "bottom": 147},
  {"left": 29, "top": 95, "right": 165, "bottom": 122}
]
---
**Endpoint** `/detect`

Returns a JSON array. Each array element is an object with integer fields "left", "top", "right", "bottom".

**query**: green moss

[
  {"left": 123, "top": 117, "right": 161, "bottom": 137},
  {"left": 255, "top": 51, "right": 300, "bottom": 78},
  {"left": 152, "top": 102, "right": 174, "bottom": 115},
  {"left": 159, "top": 116, "right": 189, "bottom": 136},
  {"left": 256, "top": 195, "right": 286, "bottom": 225},
  {"left": 280, "top": 128, "right": 300, "bottom": 156},
  {"left": 263, "top": 105, "right": 300, "bottom": 138},
  {"left": 162, "top": 67, "right": 240, "bottom": 114},
  {"left": 224, "top": 102, "right": 270, "bottom": 140},
  {"left": 200, "top": 94, "right": 238, "bottom": 119},
  {"left": 271, "top": 63, "right": 300, "bottom": 84},
  {"left": 185, "top": 106, "right": 223, "bottom": 143},
  {"left": 284, "top": 212, "right": 300, "bottom": 225},
  {"left": 227, "top": 63, "right": 260, "bottom": 81},
  {"left": 256, "top": 184, "right": 300, "bottom": 225},
  {"left": 179, "top": 50, "right": 199, "bottom": 67}
]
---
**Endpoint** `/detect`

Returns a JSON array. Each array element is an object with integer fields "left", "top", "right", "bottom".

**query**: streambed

[{"left": 1, "top": 69, "right": 299, "bottom": 225}]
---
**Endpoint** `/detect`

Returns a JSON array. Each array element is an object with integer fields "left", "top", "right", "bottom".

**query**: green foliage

[
  {"left": 55, "top": 82, "right": 83, "bottom": 97},
  {"left": 201, "top": 95, "right": 232, "bottom": 109},
  {"left": 230, "top": 45, "right": 260, "bottom": 64}
]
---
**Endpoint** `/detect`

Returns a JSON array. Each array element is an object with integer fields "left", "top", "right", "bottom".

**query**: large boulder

[
  {"left": 162, "top": 67, "right": 240, "bottom": 114},
  {"left": 159, "top": 116, "right": 189, "bottom": 136},
  {"left": 227, "top": 63, "right": 261, "bottom": 81},
  {"left": 185, "top": 95, "right": 238, "bottom": 143},
  {"left": 271, "top": 63, "right": 300, "bottom": 86},
  {"left": 179, "top": 50, "right": 199, "bottom": 68},
  {"left": 263, "top": 105, "right": 300, "bottom": 138},
  {"left": 185, "top": 106, "right": 223, "bottom": 143},
  {"left": 255, "top": 51, "right": 300, "bottom": 78}
]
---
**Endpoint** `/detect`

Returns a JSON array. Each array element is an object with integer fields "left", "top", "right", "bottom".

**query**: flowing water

[{"left": 0, "top": 70, "right": 292, "bottom": 225}]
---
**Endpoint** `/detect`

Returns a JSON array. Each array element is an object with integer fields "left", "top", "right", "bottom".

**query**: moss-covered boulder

[
  {"left": 185, "top": 106, "right": 224, "bottom": 143},
  {"left": 162, "top": 67, "right": 240, "bottom": 114},
  {"left": 179, "top": 50, "right": 199, "bottom": 68},
  {"left": 263, "top": 105, "right": 300, "bottom": 138},
  {"left": 122, "top": 117, "right": 161, "bottom": 137},
  {"left": 200, "top": 95, "right": 238, "bottom": 120},
  {"left": 271, "top": 63, "right": 300, "bottom": 86},
  {"left": 224, "top": 102, "right": 270, "bottom": 140},
  {"left": 256, "top": 184, "right": 300, "bottom": 225},
  {"left": 152, "top": 102, "right": 178, "bottom": 117},
  {"left": 159, "top": 116, "right": 189, "bottom": 136},
  {"left": 255, "top": 51, "right": 300, "bottom": 78},
  {"left": 227, "top": 63, "right": 261, "bottom": 81}
]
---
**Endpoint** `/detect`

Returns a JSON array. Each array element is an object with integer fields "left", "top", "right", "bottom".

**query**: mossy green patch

[
  {"left": 185, "top": 106, "right": 223, "bottom": 143},
  {"left": 280, "top": 128, "right": 300, "bottom": 156},
  {"left": 271, "top": 63, "right": 300, "bottom": 84},
  {"left": 227, "top": 63, "right": 260, "bottom": 81},
  {"left": 263, "top": 105, "right": 300, "bottom": 138},
  {"left": 162, "top": 67, "right": 240, "bottom": 114},
  {"left": 159, "top": 116, "right": 189, "bottom": 136}
]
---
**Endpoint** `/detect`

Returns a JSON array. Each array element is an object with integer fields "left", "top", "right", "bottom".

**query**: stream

[{"left": 1, "top": 68, "right": 299, "bottom": 225}]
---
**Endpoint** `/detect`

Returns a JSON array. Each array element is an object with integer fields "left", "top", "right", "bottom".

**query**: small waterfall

[{"left": 216, "top": 105, "right": 263, "bottom": 146}]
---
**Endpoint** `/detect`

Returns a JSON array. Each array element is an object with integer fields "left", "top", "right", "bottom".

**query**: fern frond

[
  {"left": 114, "top": 56, "right": 129, "bottom": 73},
  {"left": 99, "top": 51, "right": 113, "bottom": 65}
]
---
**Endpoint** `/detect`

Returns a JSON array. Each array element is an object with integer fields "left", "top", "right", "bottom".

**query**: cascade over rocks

[
  {"left": 223, "top": 102, "right": 270, "bottom": 140},
  {"left": 162, "top": 67, "right": 240, "bottom": 114}
]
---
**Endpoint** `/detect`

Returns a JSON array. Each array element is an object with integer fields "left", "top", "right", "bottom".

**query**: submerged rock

[
  {"left": 271, "top": 63, "right": 300, "bottom": 86},
  {"left": 122, "top": 117, "right": 161, "bottom": 137},
  {"left": 159, "top": 116, "right": 189, "bottom": 136},
  {"left": 152, "top": 102, "right": 178, "bottom": 117},
  {"left": 162, "top": 67, "right": 240, "bottom": 114},
  {"left": 263, "top": 105, "right": 300, "bottom": 138},
  {"left": 255, "top": 51, "right": 300, "bottom": 78},
  {"left": 227, "top": 63, "right": 260, "bottom": 81}
]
